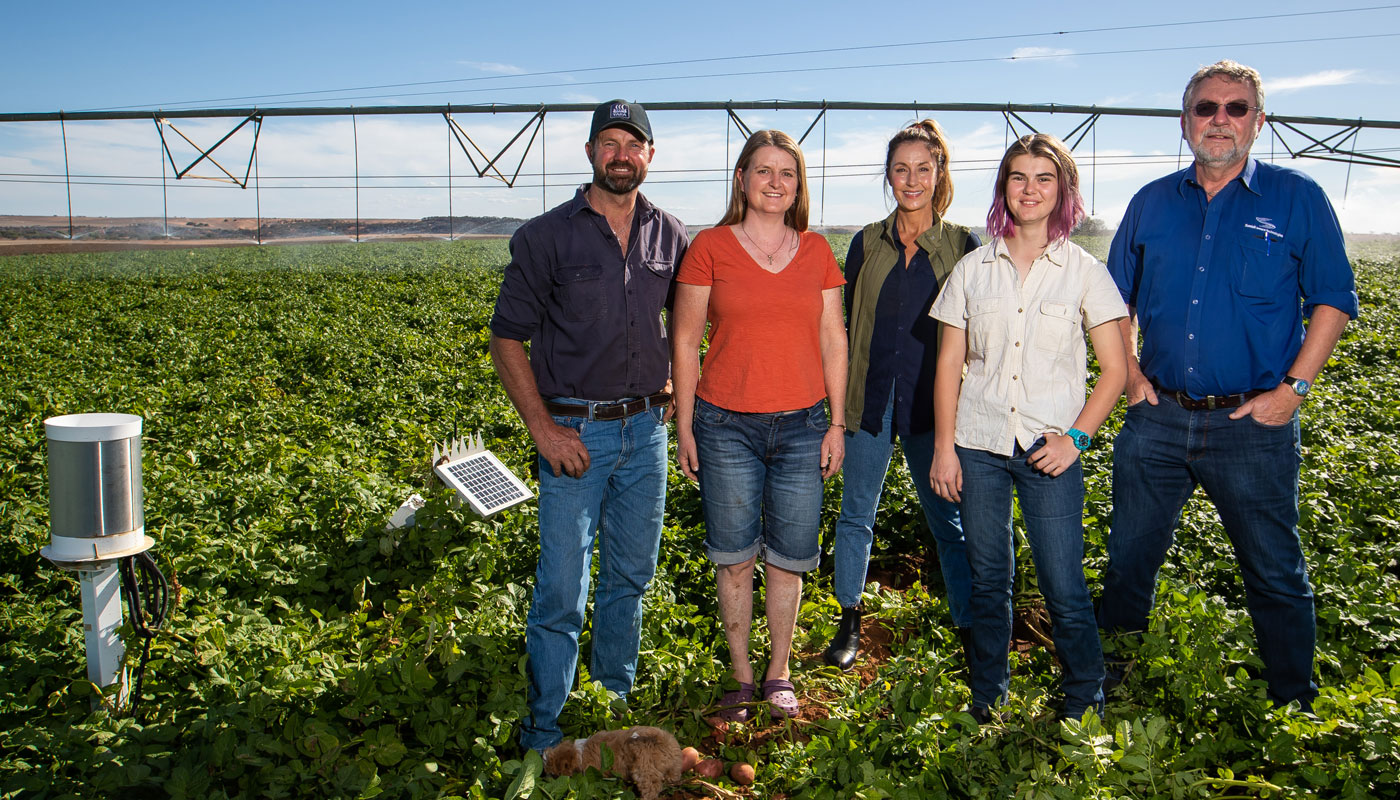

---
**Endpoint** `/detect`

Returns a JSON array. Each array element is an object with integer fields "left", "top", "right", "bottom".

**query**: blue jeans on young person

[
  {"left": 1099, "top": 396, "right": 1316, "bottom": 707},
  {"left": 833, "top": 394, "right": 971, "bottom": 625},
  {"left": 958, "top": 442, "right": 1105, "bottom": 716},
  {"left": 693, "top": 396, "right": 827, "bottom": 572},
  {"left": 519, "top": 398, "right": 669, "bottom": 753}
]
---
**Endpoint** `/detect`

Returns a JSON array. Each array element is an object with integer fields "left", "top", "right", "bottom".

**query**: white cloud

[
  {"left": 458, "top": 61, "right": 525, "bottom": 75},
  {"left": 1269, "top": 69, "right": 1363, "bottom": 94},
  {"left": 1009, "top": 47, "right": 1075, "bottom": 62}
]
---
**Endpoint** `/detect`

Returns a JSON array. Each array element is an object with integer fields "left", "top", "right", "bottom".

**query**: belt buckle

[{"left": 1205, "top": 395, "right": 1218, "bottom": 411}]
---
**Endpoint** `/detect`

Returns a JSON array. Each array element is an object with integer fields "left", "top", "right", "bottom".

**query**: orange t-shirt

[{"left": 676, "top": 226, "right": 845, "bottom": 413}]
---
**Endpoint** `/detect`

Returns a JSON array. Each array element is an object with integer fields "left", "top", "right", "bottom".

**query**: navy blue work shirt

[
  {"left": 1108, "top": 159, "right": 1358, "bottom": 397},
  {"left": 845, "top": 227, "right": 980, "bottom": 438},
  {"left": 490, "top": 185, "right": 689, "bottom": 401}
]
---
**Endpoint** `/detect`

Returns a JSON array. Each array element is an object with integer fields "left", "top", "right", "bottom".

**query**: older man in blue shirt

[
  {"left": 489, "top": 100, "right": 689, "bottom": 752},
  {"left": 1101, "top": 60, "right": 1358, "bottom": 708}
]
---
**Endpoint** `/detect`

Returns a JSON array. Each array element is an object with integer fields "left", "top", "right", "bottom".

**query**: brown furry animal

[{"left": 543, "top": 726, "right": 684, "bottom": 800}]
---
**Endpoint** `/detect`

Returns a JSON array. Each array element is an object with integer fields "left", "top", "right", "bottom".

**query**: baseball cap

[{"left": 590, "top": 99, "right": 653, "bottom": 144}]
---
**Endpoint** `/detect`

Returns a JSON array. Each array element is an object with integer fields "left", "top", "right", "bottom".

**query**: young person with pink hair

[{"left": 929, "top": 134, "right": 1127, "bottom": 722}]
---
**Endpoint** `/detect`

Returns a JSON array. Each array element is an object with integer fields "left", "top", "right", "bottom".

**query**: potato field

[{"left": 1, "top": 237, "right": 1398, "bottom": 799}]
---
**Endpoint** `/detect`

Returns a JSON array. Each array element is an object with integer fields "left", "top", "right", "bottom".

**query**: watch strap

[{"left": 1066, "top": 427, "right": 1092, "bottom": 451}]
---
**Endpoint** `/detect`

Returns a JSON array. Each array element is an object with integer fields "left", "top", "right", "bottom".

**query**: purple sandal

[
  {"left": 715, "top": 681, "right": 756, "bottom": 722},
  {"left": 762, "top": 679, "right": 799, "bottom": 719}
]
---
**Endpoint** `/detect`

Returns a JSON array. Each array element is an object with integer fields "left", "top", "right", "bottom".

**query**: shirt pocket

[
  {"left": 1233, "top": 236, "right": 1292, "bottom": 301},
  {"left": 555, "top": 263, "right": 608, "bottom": 322},
  {"left": 644, "top": 258, "right": 675, "bottom": 279},
  {"left": 1033, "top": 299, "right": 1079, "bottom": 356},
  {"left": 965, "top": 296, "right": 1003, "bottom": 354}
]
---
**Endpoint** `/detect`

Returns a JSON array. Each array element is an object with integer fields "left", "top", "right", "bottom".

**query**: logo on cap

[{"left": 610, "top": 103, "right": 630, "bottom": 120}]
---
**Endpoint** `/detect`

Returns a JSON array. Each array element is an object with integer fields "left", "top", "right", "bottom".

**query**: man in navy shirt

[
  {"left": 489, "top": 100, "right": 688, "bottom": 751},
  {"left": 1100, "top": 60, "right": 1358, "bottom": 708}
]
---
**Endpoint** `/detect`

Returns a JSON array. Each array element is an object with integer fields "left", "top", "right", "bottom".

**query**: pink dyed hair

[{"left": 985, "top": 133, "right": 1086, "bottom": 243}]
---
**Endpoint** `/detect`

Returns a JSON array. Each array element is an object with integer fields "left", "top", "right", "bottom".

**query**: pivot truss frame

[{"left": 6, "top": 101, "right": 1397, "bottom": 240}]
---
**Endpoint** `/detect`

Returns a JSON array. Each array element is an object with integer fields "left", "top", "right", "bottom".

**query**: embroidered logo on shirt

[{"left": 1243, "top": 220, "right": 1283, "bottom": 239}]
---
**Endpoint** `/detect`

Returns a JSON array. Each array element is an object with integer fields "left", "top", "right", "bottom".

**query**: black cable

[{"left": 119, "top": 551, "right": 168, "bottom": 718}]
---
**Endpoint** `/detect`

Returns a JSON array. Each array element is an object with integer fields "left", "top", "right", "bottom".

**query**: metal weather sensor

[{"left": 40, "top": 413, "right": 167, "bottom": 712}]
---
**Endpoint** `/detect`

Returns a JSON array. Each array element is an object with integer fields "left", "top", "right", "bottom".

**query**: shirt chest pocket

[
  {"left": 1033, "top": 299, "right": 1079, "bottom": 356},
  {"left": 644, "top": 258, "right": 675, "bottom": 279},
  {"left": 1233, "top": 236, "right": 1293, "bottom": 301},
  {"left": 965, "top": 296, "right": 1003, "bottom": 354},
  {"left": 556, "top": 263, "right": 608, "bottom": 322}
]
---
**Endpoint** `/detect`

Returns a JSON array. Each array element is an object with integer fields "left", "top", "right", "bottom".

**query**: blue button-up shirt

[
  {"left": 490, "top": 185, "right": 689, "bottom": 400},
  {"left": 1108, "top": 159, "right": 1358, "bottom": 397}
]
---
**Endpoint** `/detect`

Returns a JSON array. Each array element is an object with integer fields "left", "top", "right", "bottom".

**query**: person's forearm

[
  {"left": 488, "top": 335, "right": 552, "bottom": 436},
  {"left": 932, "top": 327, "right": 965, "bottom": 449},
  {"left": 671, "top": 345, "right": 700, "bottom": 428},
  {"left": 1117, "top": 314, "right": 1143, "bottom": 379},
  {"left": 819, "top": 328, "right": 848, "bottom": 424},
  {"left": 1287, "top": 304, "right": 1350, "bottom": 384},
  {"left": 1070, "top": 321, "right": 1129, "bottom": 435}
]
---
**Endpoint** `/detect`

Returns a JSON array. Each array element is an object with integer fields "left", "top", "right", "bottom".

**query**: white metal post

[{"left": 78, "top": 563, "right": 127, "bottom": 706}]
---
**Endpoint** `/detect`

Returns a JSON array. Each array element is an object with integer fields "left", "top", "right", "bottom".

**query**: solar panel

[{"left": 432, "top": 435, "right": 533, "bottom": 518}]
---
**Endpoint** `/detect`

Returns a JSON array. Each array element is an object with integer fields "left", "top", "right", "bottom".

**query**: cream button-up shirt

[{"left": 930, "top": 237, "right": 1127, "bottom": 456}]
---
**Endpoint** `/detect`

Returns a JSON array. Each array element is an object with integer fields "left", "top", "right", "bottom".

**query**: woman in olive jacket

[{"left": 823, "top": 119, "right": 979, "bottom": 670}]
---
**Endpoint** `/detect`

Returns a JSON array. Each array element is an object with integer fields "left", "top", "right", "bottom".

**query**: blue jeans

[
  {"left": 833, "top": 394, "right": 971, "bottom": 626},
  {"left": 519, "top": 399, "right": 669, "bottom": 752},
  {"left": 1099, "top": 396, "right": 1315, "bottom": 706},
  {"left": 958, "top": 442, "right": 1104, "bottom": 716},
  {"left": 693, "top": 397, "right": 826, "bottom": 572}
]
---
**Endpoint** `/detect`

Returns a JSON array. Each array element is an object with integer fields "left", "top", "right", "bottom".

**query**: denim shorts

[{"left": 692, "top": 396, "right": 828, "bottom": 572}]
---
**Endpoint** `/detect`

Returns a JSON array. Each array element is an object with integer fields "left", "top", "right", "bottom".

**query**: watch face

[
  {"left": 1074, "top": 433, "right": 1091, "bottom": 449},
  {"left": 1289, "top": 377, "right": 1312, "bottom": 397}
]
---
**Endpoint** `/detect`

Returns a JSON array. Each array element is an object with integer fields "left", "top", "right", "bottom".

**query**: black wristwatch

[{"left": 1283, "top": 376, "right": 1312, "bottom": 398}]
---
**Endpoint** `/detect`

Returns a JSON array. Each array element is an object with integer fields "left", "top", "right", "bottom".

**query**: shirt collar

[
  {"left": 1179, "top": 157, "right": 1261, "bottom": 197},
  {"left": 566, "top": 183, "right": 657, "bottom": 220},
  {"left": 985, "top": 235, "right": 1069, "bottom": 267},
  {"left": 878, "top": 210, "right": 946, "bottom": 250}
]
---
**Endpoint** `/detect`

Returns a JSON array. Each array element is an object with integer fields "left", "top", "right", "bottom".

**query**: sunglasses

[{"left": 1191, "top": 101, "right": 1258, "bottom": 118}]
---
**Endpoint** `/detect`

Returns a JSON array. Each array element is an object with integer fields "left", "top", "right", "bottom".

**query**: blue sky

[{"left": 3, "top": 0, "right": 1399, "bottom": 232}]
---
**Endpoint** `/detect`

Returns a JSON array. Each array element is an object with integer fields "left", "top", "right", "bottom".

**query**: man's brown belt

[
  {"left": 1152, "top": 380, "right": 1264, "bottom": 411},
  {"left": 544, "top": 392, "right": 672, "bottom": 421}
]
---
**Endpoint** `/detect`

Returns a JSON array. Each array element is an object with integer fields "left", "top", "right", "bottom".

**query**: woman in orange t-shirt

[{"left": 672, "top": 129, "right": 847, "bottom": 722}]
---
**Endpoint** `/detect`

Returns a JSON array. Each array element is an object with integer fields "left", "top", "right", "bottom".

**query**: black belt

[
  {"left": 545, "top": 392, "right": 671, "bottom": 421},
  {"left": 1152, "top": 380, "right": 1263, "bottom": 411}
]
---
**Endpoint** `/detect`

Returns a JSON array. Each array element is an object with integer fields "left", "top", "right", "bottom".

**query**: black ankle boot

[
  {"left": 823, "top": 607, "right": 862, "bottom": 671},
  {"left": 957, "top": 627, "right": 975, "bottom": 667}
]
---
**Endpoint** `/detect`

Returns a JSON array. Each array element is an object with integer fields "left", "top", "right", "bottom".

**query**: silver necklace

[{"left": 740, "top": 224, "right": 791, "bottom": 266}]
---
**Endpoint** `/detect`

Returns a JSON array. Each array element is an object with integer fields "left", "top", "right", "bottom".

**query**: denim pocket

[
  {"left": 647, "top": 405, "right": 668, "bottom": 426},
  {"left": 1245, "top": 410, "right": 1296, "bottom": 430},
  {"left": 694, "top": 399, "right": 730, "bottom": 426},
  {"left": 551, "top": 412, "right": 587, "bottom": 437},
  {"left": 804, "top": 401, "right": 830, "bottom": 432}
]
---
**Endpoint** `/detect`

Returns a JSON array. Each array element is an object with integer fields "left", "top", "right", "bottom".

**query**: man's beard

[
  {"left": 1190, "top": 126, "right": 1254, "bottom": 168},
  {"left": 593, "top": 159, "right": 645, "bottom": 195}
]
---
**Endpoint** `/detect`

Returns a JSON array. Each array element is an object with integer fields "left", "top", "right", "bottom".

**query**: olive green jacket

[{"left": 844, "top": 212, "right": 971, "bottom": 433}]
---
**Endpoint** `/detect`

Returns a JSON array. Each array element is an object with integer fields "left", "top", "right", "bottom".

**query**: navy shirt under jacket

[
  {"left": 845, "top": 228, "right": 981, "bottom": 438},
  {"left": 490, "top": 185, "right": 689, "bottom": 401}
]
